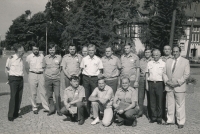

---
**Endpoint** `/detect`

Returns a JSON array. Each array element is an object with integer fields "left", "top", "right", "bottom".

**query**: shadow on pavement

[
  {"left": 20, "top": 103, "right": 43, "bottom": 115},
  {"left": 0, "top": 92, "right": 10, "bottom": 96}
]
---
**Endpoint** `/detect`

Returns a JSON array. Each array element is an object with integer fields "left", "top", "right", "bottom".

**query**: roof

[{"left": 185, "top": 2, "right": 200, "bottom": 18}]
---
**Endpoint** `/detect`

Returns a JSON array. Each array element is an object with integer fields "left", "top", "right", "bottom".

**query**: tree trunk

[
  {"left": 186, "top": 2, "right": 198, "bottom": 59},
  {"left": 169, "top": 9, "right": 176, "bottom": 48}
]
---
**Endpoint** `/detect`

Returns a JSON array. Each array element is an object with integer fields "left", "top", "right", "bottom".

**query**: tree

[
  {"left": 61, "top": 0, "right": 139, "bottom": 56},
  {"left": 5, "top": 11, "right": 30, "bottom": 50},
  {"left": 140, "top": 0, "right": 191, "bottom": 53}
]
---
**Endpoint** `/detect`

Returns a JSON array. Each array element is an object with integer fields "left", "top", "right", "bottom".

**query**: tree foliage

[
  {"left": 139, "top": 0, "right": 189, "bottom": 52},
  {"left": 61, "top": 0, "right": 139, "bottom": 56}
]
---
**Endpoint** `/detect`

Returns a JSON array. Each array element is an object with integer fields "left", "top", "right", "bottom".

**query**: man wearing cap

[
  {"left": 101, "top": 46, "right": 121, "bottom": 94},
  {"left": 61, "top": 44, "right": 82, "bottom": 89},
  {"left": 26, "top": 43, "right": 49, "bottom": 114}
]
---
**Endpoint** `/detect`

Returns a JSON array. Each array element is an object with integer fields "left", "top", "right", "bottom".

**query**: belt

[
  {"left": 83, "top": 74, "right": 97, "bottom": 78},
  {"left": 29, "top": 71, "right": 43, "bottom": 74},
  {"left": 105, "top": 77, "right": 118, "bottom": 80},
  {"left": 148, "top": 81, "right": 163, "bottom": 83}
]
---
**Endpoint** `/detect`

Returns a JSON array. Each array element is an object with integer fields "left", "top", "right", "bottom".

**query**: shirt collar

[
  {"left": 68, "top": 53, "right": 78, "bottom": 57},
  {"left": 153, "top": 59, "right": 162, "bottom": 64},
  {"left": 105, "top": 55, "right": 114, "bottom": 59},
  {"left": 119, "top": 87, "right": 131, "bottom": 92},
  {"left": 88, "top": 55, "right": 96, "bottom": 60},
  {"left": 13, "top": 54, "right": 22, "bottom": 60},
  {"left": 67, "top": 86, "right": 80, "bottom": 91},
  {"left": 32, "top": 53, "right": 41, "bottom": 57},
  {"left": 142, "top": 57, "right": 153, "bottom": 62},
  {"left": 49, "top": 55, "right": 57, "bottom": 59},
  {"left": 174, "top": 56, "right": 181, "bottom": 61},
  {"left": 98, "top": 85, "right": 109, "bottom": 91},
  {"left": 124, "top": 53, "right": 132, "bottom": 58},
  {"left": 164, "top": 55, "right": 173, "bottom": 59}
]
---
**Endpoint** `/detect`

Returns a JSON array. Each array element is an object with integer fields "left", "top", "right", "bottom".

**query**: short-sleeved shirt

[
  {"left": 26, "top": 53, "right": 44, "bottom": 72},
  {"left": 146, "top": 59, "right": 165, "bottom": 81},
  {"left": 64, "top": 85, "right": 85, "bottom": 105},
  {"left": 6, "top": 54, "right": 24, "bottom": 76},
  {"left": 61, "top": 54, "right": 82, "bottom": 76},
  {"left": 101, "top": 55, "right": 121, "bottom": 79},
  {"left": 160, "top": 55, "right": 173, "bottom": 62},
  {"left": 121, "top": 53, "right": 140, "bottom": 80},
  {"left": 91, "top": 85, "right": 114, "bottom": 108},
  {"left": 80, "top": 55, "right": 103, "bottom": 76},
  {"left": 114, "top": 86, "right": 137, "bottom": 104},
  {"left": 43, "top": 54, "right": 62, "bottom": 79},
  {"left": 140, "top": 57, "right": 153, "bottom": 77}
]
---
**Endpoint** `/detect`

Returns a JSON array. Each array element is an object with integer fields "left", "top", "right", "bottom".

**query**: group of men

[{"left": 5, "top": 42, "right": 190, "bottom": 129}]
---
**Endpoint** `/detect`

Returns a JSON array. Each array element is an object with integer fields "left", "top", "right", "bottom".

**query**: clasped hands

[{"left": 166, "top": 79, "right": 179, "bottom": 88}]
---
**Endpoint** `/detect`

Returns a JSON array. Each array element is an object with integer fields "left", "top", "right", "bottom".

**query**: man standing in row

[
  {"left": 43, "top": 44, "right": 62, "bottom": 116},
  {"left": 80, "top": 44, "right": 103, "bottom": 116},
  {"left": 26, "top": 44, "right": 49, "bottom": 114},
  {"left": 146, "top": 49, "right": 165, "bottom": 124},
  {"left": 160, "top": 45, "right": 173, "bottom": 62},
  {"left": 6, "top": 44, "right": 24, "bottom": 121},
  {"left": 138, "top": 48, "right": 152, "bottom": 118},
  {"left": 61, "top": 44, "right": 82, "bottom": 89},
  {"left": 163, "top": 46, "right": 190, "bottom": 129},
  {"left": 121, "top": 42, "right": 140, "bottom": 90},
  {"left": 101, "top": 46, "right": 121, "bottom": 94}
]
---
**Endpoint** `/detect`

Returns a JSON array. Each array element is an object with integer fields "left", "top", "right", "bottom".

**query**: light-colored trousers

[
  {"left": 28, "top": 72, "right": 49, "bottom": 111},
  {"left": 92, "top": 102, "right": 113, "bottom": 127},
  {"left": 166, "top": 91, "right": 186, "bottom": 125}
]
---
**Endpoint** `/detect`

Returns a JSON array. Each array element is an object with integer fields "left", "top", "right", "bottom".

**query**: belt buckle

[{"left": 153, "top": 81, "right": 156, "bottom": 83}]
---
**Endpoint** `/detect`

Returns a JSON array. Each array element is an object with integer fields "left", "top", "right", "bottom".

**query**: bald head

[
  {"left": 152, "top": 49, "right": 161, "bottom": 61},
  {"left": 163, "top": 45, "right": 172, "bottom": 56}
]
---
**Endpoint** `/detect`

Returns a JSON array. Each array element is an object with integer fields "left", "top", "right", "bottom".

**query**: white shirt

[
  {"left": 146, "top": 59, "right": 165, "bottom": 81},
  {"left": 26, "top": 53, "right": 44, "bottom": 72},
  {"left": 80, "top": 55, "right": 103, "bottom": 76},
  {"left": 6, "top": 54, "right": 24, "bottom": 76}
]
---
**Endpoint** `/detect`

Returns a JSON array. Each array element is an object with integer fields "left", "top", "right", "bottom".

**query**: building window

[{"left": 191, "top": 34, "right": 200, "bottom": 42}]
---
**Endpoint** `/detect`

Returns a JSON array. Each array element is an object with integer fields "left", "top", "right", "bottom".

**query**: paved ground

[{"left": 0, "top": 57, "right": 200, "bottom": 134}]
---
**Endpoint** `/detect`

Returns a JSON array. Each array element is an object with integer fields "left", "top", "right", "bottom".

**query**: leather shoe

[
  {"left": 47, "top": 112, "right": 55, "bottom": 116},
  {"left": 132, "top": 118, "right": 137, "bottom": 127},
  {"left": 149, "top": 120, "right": 156, "bottom": 123},
  {"left": 8, "top": 117, "right": 14, "bottom": 121},
  {"left": 162, "top": 122, "right": 175, "bottom": 125},
  {"left": 137, "top": 114, "right": 143, "bottom": 118},
  {"left": 43, "top": 110, "right": 49, "bottom": 113},
  {"left": 78, "top": 119, "right": 85, "bottom": 125},
  {"left": 33, "top": 110, "right": 38, "bottom": 114},
  {"left": 14, "top": 115, "right": 22, "bottom": 119},
  {"left": 157, "top": 120, "right": 162, "bottom": 125},
  {"left": 178, "top": 125, "right": 184, "bottom": 129},
  {"left": 57, "top": 112, "right": 63, "bottom": 116},
  {"left": 116, "top": 121, "right": 124, "bottom": 126}
]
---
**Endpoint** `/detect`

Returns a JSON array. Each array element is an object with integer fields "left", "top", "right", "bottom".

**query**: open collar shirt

[{"left": 26, "top": 53, "right": 44, "bottom": 72}]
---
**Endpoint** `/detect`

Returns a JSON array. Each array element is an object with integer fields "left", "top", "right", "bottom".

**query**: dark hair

[
  {"left": 98, "top": 77, "right": 105, "bottom": 82},
  {"left": 69, "top": 43, "right": 77, "bottom": 48},
  {"left": 32, "top": 42, "right": 39, "bottom": 48},
  {"left": 13, "top": 43, "right": 23, "bottom": 52},
  {"left": 144, "top": 47, "right": 152, "bottom": 52},
  {"left": 69, "top": 75, "right": 79, "bottom": 81},
  {"left": 124, "top": 39, "right": 134, "bottom": 48},
  {"left": 121, "top": 77, "right": 130, "bottom": 83},
  {"left": 105, "top": 45, "right": 113, "bottom": 51},
  {"left": 172, "top": 45, "right": 181, "bottom": 52},
  {"left": 163, "top": 45, "right": 171, "bottom": 49},
  {"left": 48, "top": 43, "right": 57, "bottom": 50}
]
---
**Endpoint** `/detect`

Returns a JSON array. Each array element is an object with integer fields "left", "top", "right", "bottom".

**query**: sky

[{"left": 0, "top": 0, "right": 48, "bottom": 40}]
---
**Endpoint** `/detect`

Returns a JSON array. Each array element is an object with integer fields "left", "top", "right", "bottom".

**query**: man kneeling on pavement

[
  {"left": 113, "top": 77, "right": 139, "bottom": 127},
  {"left": 61, "top": 75, "right": 86, "bottom": 125}
]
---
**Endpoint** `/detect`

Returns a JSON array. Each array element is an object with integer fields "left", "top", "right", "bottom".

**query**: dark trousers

[
  {"left": 105, "top": 78, "right": 118, "bottom": 94},
  {"left": 162, "top": 91, "right": 167, "bottom": 121},
  {"left": 82, "top": 75, "right": 98, "bottom": 115},
  {"left": 148, "top": 81, "right": 164, "bottom": 121},
  {"left": 146, "top": 90, "right": 152, "bottom": 119},
  {"left": 138, "top": 76, "right": 145, "bottom": 115},
  {"left": 8, "top": 76, "right": 23, "bottom": 118},
  {"left": 116, "top": 108, "right": 139, "bottom": 122},
  {"left": 45, "top": 77, "right": 61, "bottom": 113},
  {"left": 61, "top": 102, "right": 85, "bottom": 121}
]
